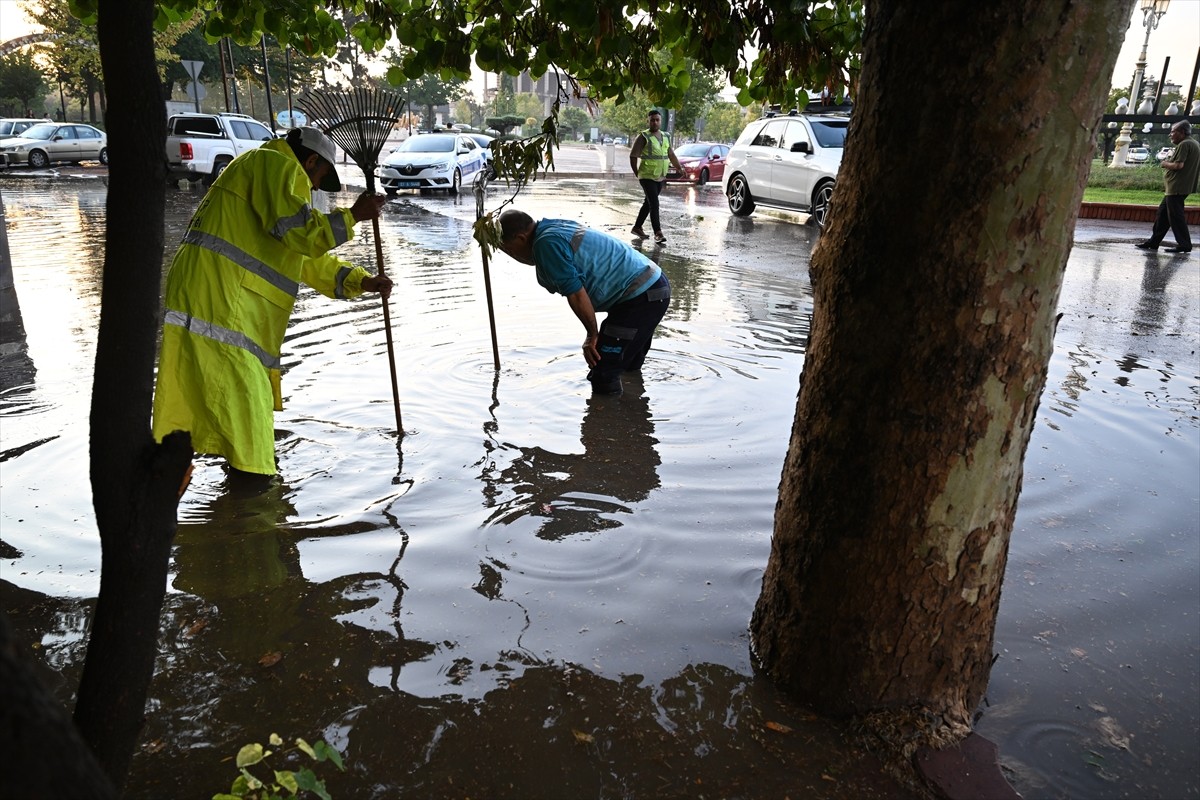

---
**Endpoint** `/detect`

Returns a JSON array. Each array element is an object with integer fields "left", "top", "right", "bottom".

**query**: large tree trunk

[
  {"left": 73, "top": 0, "right": 192, "bottom": 790},
  {"left": 751, "top": 0, "right": 1134, "bottom": 733},
  {"left": 0, "top": 613, "right": 115, "bottom": 799}
]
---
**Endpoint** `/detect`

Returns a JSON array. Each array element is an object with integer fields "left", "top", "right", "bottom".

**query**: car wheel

[
  {"left": 204, "top": 158, "right": 231, "bottom": 187},
  {"left": 727, "top": 174, "right": 756, "bottom": 216},
  {"left": 385, "top": 188, "right": 398, "bottom": 197},
  {"left": 812, "top": 180, "right": 835, "bottom": 228},
  {"left": 450, "top": 168, "right": 462, "bottom": 195},
  {"left": 698, "top": 167, "right": 709, "bottom": 186},
  {"left": 28, "top": 150, "right": 49, "bottom": 169},
  {"left": 98, "top": 147, "right": 109, "bottom": 165}
]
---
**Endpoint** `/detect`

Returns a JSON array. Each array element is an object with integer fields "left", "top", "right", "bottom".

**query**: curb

[{"left": 1079, "top": 201, "right": 1200, "bottom": 224}]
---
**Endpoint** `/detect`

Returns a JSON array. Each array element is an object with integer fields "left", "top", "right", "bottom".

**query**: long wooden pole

[
  {"left": 481, "top": 246, "right": 501, "bottom": 371},
  {"left": 372, "top": 215, "right": 403, "bottom": 436},
  {"left": 474, "top": 178, "right": 501, "bottom": 370}
]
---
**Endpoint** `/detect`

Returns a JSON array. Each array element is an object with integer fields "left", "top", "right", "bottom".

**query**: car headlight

[{"left": 433, "top": 160, "right": 451, "bottom": 173}]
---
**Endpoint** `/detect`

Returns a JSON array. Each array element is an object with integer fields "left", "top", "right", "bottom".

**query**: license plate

[{"left": 396, "top": 180, "right": 421, "bottom": 188}]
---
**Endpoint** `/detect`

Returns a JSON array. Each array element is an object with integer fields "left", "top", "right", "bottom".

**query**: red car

[{"left": 666, "top": 142, "right": 729, "bottom": 185}]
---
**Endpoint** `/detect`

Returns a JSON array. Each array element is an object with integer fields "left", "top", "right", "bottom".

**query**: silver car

[
  {"left": 1127, "top": 146, "right": 1151, "bottom": 165},
  {"left": 375, "top": 132, "right": 487, "bottom": 195},
  {"left": 0, "top": 117, "right": 50, "bottom": 138},
  {"left": 722, "top": 112, "right": 848, "bottom": 227},
  {"left": 0, "top": 122, "right": 109, "bottom": 168}
]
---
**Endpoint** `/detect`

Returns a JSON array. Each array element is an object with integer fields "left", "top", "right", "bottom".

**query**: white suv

[{"left": 722, "top": 112, "right": 849, "bottom": 228}]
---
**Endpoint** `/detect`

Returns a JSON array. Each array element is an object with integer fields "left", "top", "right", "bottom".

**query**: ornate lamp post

[{"left": 1111, "top": 0, "right": 1170, "bottom": 167}]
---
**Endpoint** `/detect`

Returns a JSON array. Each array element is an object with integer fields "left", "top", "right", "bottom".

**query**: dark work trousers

[
  {"left": 588, "top": 274, "right": 671, "bottom": 394},
  {"left": 1147, "top": 194, "right": 1193, "bottom": 249},
  {"left": 634, "top": 178, "right": 665, "bottom": 234}
]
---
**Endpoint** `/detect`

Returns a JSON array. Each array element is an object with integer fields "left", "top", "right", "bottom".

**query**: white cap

[{"left": 293, "top": 126, "right": 341, "bottom": 192}]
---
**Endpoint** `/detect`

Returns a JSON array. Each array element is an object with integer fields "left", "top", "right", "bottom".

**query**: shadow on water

[{"left": 1, "top": 180, "right": 1196, "bottom": 798}]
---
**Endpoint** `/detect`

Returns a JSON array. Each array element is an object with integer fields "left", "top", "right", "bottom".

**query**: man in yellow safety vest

[
  {"left": 629, "top": 109, "right": 683, "bottom": 245},
  {"left": 152, "top": 126, "right": 390, "bottom": 481}
]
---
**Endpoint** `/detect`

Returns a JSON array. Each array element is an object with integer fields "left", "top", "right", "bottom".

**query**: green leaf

[
  {"left": 239, "top": 768, "right": 263, "bottom": 790},
  {"left": 294, "top": 769, "right": 333, "bottom": 800},
  {"left": 236, "top": 743, "right": 265, "bottom": 768},
  {"left": 275, "top": 770, "right": 299, "bottom": 794},
  {"left": 269, "top": 733, "right": 283, "bottom": 747},
  {"left": 295, "top": 738, "right": 317, "bottom": 760},
  {"left": 313, "top": 740, "right": 346, "bottom": 771}
]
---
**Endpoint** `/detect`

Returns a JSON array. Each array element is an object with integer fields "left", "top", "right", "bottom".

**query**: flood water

[{"left": 0, "top": 176, "right": 1196, "bottom": 799}]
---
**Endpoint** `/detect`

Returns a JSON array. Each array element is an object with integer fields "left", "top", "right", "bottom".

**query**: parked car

[
  {"left": 721, "top": 112, "right": 849, "bottom": 228},
  {"left": 0, "top": 122, "right": 108, "bottom": 168},
  {"left": 1127, "top": 146, "right": 1151, "bottom": 164},
  {"left": 0, "top": 117, "right": 50, "bottom": 139},
  {"left": 464, "top": 132, "right": 497, "bottom": 178},
  {"left": 666, "top": 142, "right": 729, "bottom": 185},
  {"left": 375, "top": 132, "right": 488, "bottom": 195},
  {"left": 165, "top": 112, "right": 274, "bottom": 185},
  {"left": 1155, "top": 145, "right": 1175, "bottom": 161}
]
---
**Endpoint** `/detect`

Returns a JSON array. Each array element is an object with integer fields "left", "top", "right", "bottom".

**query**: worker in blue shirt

[{"left": 498, "top": 209, "right": 671, "bottom": 395}]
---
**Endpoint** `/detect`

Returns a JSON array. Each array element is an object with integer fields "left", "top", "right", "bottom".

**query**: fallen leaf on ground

[{"left": 1097, "top": 716, "right": 1132, "bottom": 751}]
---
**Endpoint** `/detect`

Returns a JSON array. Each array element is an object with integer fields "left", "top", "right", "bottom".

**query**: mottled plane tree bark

[{"left": 750, "top": 0, "right": 1135, "bottom": 739}]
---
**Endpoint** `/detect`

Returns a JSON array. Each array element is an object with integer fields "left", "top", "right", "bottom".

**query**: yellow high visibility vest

[
  {"left": 152, "top": 138, "right": 370, "bottom": 474},
  {"left": 636, "top": 129, "right": 672, "bottom": 180}
]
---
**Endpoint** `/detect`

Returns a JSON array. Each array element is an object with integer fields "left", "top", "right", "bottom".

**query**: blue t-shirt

[{"left": 532, "top": 219, "right": 660, "bottom": 311}]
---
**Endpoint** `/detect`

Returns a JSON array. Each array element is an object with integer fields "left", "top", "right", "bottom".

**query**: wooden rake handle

[{"left": 372, "top": 215, "right": 403, "bottom": 437}]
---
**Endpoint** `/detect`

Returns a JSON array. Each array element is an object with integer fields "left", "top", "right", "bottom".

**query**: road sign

[
  {"left": 276, "top": 109, "right": 308, "bottom": 128},
  {"left": 181, "top": 61, "right": 205, "bottom": 111},
  {"left": 181, "top": 60, "right": 203, "bottom": 81}
]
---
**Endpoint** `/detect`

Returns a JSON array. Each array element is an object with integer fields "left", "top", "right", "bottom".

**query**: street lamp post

[{"left": 1112, "top": 0, "right": 1170, "bottom": 167}]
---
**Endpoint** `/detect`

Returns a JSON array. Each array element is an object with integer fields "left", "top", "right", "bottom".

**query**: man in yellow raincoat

[{"left": 152, "top": 126, "right": 390, "bottom": 477}]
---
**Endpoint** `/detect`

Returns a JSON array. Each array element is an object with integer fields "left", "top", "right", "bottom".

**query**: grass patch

[
  {"left": 1085, "top": 187, "right": 1159, "bottom": 205},
  {"left": 1086, "top": 162, "right": 1164, "bottom": 191}
]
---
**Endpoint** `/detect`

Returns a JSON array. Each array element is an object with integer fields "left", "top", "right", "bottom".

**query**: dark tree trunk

[
  {"left": 751, "top": 0, "right": 1135, "bottom": 734},
  {"left": 72, "top": 0, "right": 192, "bottom": 790},
  {"left": 0, "top": 614, "right": 115, "bottom": 799}
]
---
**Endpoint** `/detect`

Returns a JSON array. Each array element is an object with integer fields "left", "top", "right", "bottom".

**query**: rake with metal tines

[{"left": 298, "top": 88, "right": 406, "bottom": 437}]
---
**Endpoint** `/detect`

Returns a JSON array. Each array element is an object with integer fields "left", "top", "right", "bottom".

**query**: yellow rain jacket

[{"left": 152, "top": 138, "right": 372, "bottom": 474}]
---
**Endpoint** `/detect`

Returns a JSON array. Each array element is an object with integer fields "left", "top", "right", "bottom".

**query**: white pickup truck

[{"left": 165, "top": 112, "right": 275, "bottom": 185}]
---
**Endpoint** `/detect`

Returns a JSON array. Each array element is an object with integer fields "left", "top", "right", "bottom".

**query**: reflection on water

[
  {"left": 0, "top": 180, "right": 1195, "bottom": 798},
  {"left": 486, "top": 380, "right": 660, "bottom": 540}
]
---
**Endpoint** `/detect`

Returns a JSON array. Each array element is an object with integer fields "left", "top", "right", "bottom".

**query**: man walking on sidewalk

[
  {"left": 629, "top": 110, "right": 683, "bottom": 245},
  {"left": 1135, "top": 120, "right": 1199, "bottom": 254}
]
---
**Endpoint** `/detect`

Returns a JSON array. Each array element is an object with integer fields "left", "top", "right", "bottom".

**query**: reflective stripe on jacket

[
  {"left": 152, "top": 137, "right": 370, "bottom": 474},
  {"left": 636, "top": 129, "right": 672, "bottom": 180}
]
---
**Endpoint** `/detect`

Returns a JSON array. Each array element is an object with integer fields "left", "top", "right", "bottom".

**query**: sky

[
  {"left": 1, "top": 0, "right": 1198, "bottom": 100},
  {"left": 1109, "top": 0, "right": 1200, "bottom": 97}
]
